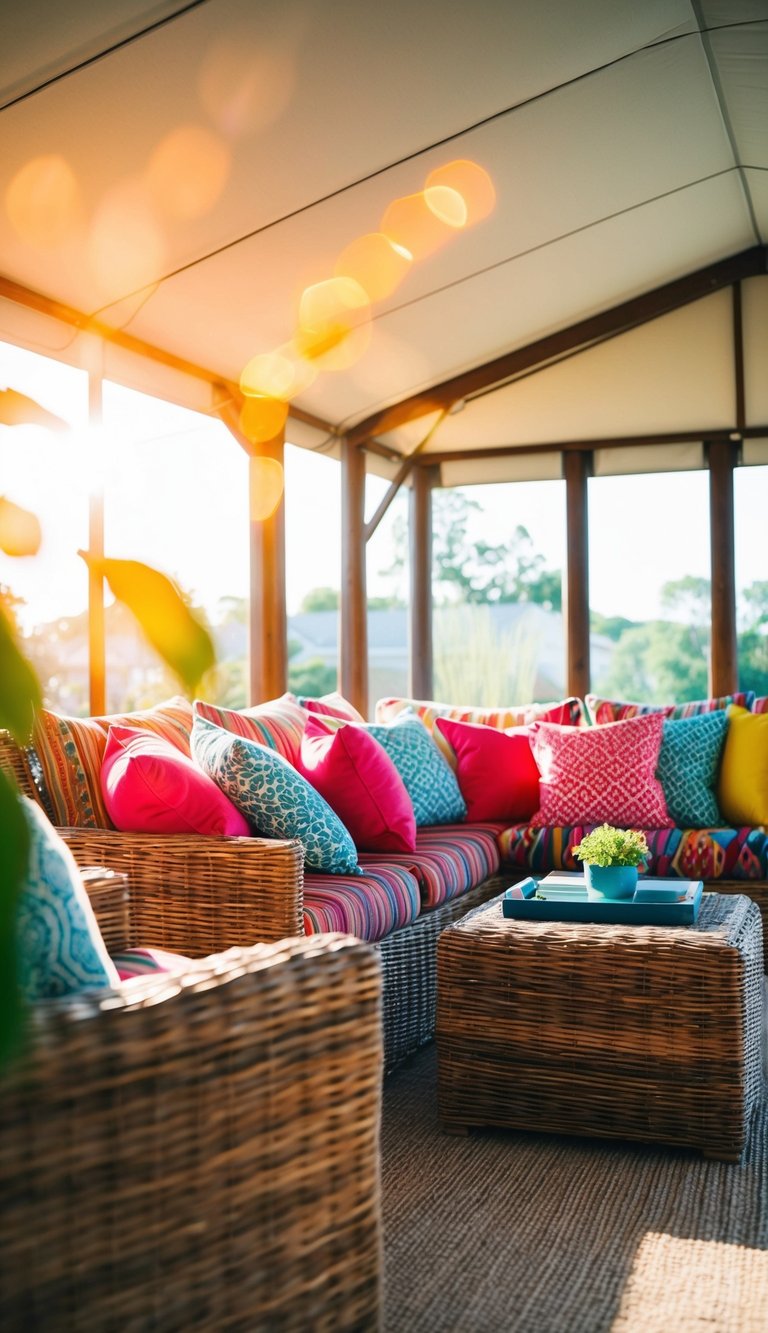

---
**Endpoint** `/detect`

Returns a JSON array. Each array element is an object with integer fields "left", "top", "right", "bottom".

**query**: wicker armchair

[{"left": 0, "top": 874, "right": 383, "bottom": 1331}]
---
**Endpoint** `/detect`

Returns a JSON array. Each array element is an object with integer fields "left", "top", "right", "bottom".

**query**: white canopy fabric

[{"left": 0, "top": 0, "right": 766, "bottom": 471}]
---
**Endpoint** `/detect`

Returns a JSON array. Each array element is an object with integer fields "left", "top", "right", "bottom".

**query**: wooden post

[
  {"left": 409, "top": 465, "right": 435, "bottom": 698},
  {"left": 563, "top": 450, "right": 591, "bottom": 699},
  {"left": 83, "top": 337, "right": 106, "bottom": 715},
  {"left": 708, "top": 440, "right": 738, "bottom": 696},
  {"left": 340, "top": 438, "right": 368, "bottom": 717},
  {"left": 249, "top": 432, "right": 287, "bottom": 703}
]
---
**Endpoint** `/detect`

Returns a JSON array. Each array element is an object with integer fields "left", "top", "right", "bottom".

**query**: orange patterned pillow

[{"left": 33, "top": 697, "right": 194, "bottom": 828}]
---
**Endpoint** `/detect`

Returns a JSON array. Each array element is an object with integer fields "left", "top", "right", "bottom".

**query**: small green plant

[{"left": 573, "top": 824, "right": 648, "bottom": 869}]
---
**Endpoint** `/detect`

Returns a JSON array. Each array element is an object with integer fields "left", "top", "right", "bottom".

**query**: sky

[{"left": 1, "top": 335, "right": 766, "bottom": 632}]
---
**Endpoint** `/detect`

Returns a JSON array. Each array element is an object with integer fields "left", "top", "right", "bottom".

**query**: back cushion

[
  {"left": 33, "top": 697, "right": 194, "bottom": 829},
  {"left": 586, "top": 692, "right": 754, "bottom": 726},
  {"left": 298, "top": 692, "right": 366, "bottom": 723},
  {"left": 298, "top": 717, "right": 416, "bottom": 852},
  {"left": 435, "top": 717, "right": 540, "bottom": 822},
  {"left": 194, "top": 693, "right": 306, "bottom": 766}
]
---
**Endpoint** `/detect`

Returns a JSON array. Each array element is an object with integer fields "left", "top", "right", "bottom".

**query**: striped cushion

[
  {"left": 751, "top": 696, "right": 768, "bottom": 715},
  {"left": 33, "top": 697, "right": 193, "bottom": 828},
  {"left": 375, "top": 695, "right": 585, "bottom": 765},
  {"left": 194, "top": 693, "right": 305, "bottom": 765},
  {"left": 303, "top": 863, "right": 421, "bottom": 941},
  {"left": 498, "top": 822, "right": 768, "bottom": 881},
  {"left": 361, "top": 823, "right": 502, "bottom": 909},
  {"left": 585, "top": 692, "right": 754, "bottom": 725},
  {"left": 113, "top": 947, "right": 192, "bottom": 980}
]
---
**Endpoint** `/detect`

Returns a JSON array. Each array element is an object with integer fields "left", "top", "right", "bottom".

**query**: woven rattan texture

[
  {"left": 437, "top": 892, "right": 764, "bottom": 1160},
  {"left": 0, "top": 935, "right": 382, "bottom": 1331},
  {"left": 379, "top": 874, "right": 511, "bottom": 1071},
  {"left": 79, "top": 867, "right": 131, "bottom": 952}
]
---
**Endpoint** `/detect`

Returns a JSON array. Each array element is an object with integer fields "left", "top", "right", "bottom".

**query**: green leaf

[
  {"left": 0, "top": 496, "right": 42, "bottom": 556},
  {"left": 0, "top": 606, "right": 41, "bottom": 744},
  {"left": 79, "top": 554, "right": 215, "bottom": 693},
  {"left": 0, "top": 772, "right": 29, "bottom": 1066}
]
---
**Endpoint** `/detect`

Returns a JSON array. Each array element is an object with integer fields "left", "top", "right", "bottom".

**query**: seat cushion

[
  {"left": 361, "top": 823, "right": 502, "bottom": 909},
  {"left": 498, "top": 822, "right": 768, "bottom": 881},
  {"left": 303, "top": 863, "right": 421, "bottom": 941}
]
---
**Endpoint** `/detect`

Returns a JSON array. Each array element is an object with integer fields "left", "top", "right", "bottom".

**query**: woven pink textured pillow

[{"left": 530, "top": 712, "right": 672, "bottom": 828}]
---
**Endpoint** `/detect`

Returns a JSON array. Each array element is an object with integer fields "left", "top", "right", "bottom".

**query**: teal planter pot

[{"left": 584, "top": 863, "right": 638, "bottom": 901}]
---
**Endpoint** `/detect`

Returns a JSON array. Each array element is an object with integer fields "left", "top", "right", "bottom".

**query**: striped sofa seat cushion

[
  {"left": 498, "top": 823, "right": 768, "bottom": 881},
  {"left": 360, "top": 823, "right": 503, "bottom": 910},
  {"left": 33, "top": 698, "right": 194, "bottom": 828},
  {"left": 303, "top": 863, "right": 421, "bottom": 941}
]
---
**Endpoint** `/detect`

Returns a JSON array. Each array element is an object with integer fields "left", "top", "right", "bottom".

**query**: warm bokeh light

[
  {"left": 296, "top": 277, "right": 371, "bottom": 370},
  {"left": 145, "top": 125, "right": 231, "bottom": 221},
  {"left": 5, "top": 155, "right": 82, "bottom": 247},
  {"left": 239, "top": 395, "right": 289, "bottom": 445},
  {"left": 240, "top": 350, "right": 299, "bottom": 400},
  {"left": 425, "top": 159, "right": 496, "bottom": 225},
  {"left": 89, "top": 179, "right": 166, "bottom": 296},
  {"left": 249, "top": 455, "right": 285, "bottom": 520},
  {"left": 334, "top": 232, "right": 413, "bottom": 303},
  {"left": 0, "top": 496, "right": 41, "bottom": 556},
  {"left": 380, "top": 192, "right": 457, "bottom": 263},
  {"left": 424, "top": 185, "right": 467, "bottom": 229},
  {"left": 198, "top": 36, "right": 296, "bottom": 138}
]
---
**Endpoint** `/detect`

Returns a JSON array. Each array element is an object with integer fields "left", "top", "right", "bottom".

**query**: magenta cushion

[
  {"left": 298, "top": 714, "right": 416, "bottom": 853},
  {"left": 530, "top": 712, "right": 672, "bottom": 829},
  {"left": 101, "top": 725, "right": 251, "bottom": 836},
  {"left": 435, "top": 717, "right": 540, "bottom": 822}
]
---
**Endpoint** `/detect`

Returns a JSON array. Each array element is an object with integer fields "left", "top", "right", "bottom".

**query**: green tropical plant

[{"left": 572, "top": 824, "right": 649, "bottom": 869}]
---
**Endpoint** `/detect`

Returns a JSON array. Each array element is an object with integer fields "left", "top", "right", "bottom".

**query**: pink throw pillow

[
  {"left": 298, "top": 715, "right": 416, "bottom": 853},
  {"left": 435, "top": 717, "right": 540, "bottom": 822},
  {"left": 101, "top": 725, "right": 251, "bottom": 836},
  {"left": 530, "top": 712, "right": 672, "bottom": 828}
]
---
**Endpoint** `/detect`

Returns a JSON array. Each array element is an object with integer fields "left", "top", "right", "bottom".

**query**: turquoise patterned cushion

[
  {"left": 365, "top": 717, "right": 467, "bottom": 826},
  {"left": 17, "top": 798, "right": 119, "bottom": 999},
  {"left": 191, "top": 716, "right": 360, "bottom": 874},
  {"left": 656, "top": 711, "right": 728, "bottom": 828}
]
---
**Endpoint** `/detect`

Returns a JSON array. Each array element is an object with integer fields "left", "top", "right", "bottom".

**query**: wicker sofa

[
  {"left": 0, "top": 868, "right": 383, "bottom": 1331},
  {"left": 0, "top": 728, "right": 508, "bottom": 1069}
]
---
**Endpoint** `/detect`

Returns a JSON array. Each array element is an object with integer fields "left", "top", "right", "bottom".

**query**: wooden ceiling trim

[
  {"left": 411, "top": 423, "right": 768, "bottom": 468},
  {"left": 347, "top": 247, "right": 767, "bottom": 447}
]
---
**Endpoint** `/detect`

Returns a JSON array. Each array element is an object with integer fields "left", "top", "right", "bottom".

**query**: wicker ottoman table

[{"left": 437, "top": 892, "right": 765, "bottom": 1161}]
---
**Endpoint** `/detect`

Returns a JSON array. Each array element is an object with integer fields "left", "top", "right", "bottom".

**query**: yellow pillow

[{"left": 717, "top": 705, "right": 768, "bottom": 827}]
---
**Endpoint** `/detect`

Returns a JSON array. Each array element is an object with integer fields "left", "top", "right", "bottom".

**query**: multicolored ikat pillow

[
  {"left": 191, "top": 715, "right": 359, "bottom": 874},
  {"left": 655, "top": 711, "right": 728, "bottom": 828}
]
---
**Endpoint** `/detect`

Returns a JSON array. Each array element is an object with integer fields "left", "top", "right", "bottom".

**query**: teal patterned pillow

[
  {"left": 191, "top": 716, "right": 359, "bottom": 874},
  {"left": 17, "top": 798, "right": 119, "bottom": 999},
  {"left": 365, "top": 717, "right": 467, "bottom": 826},
  {"left": 656, "top": 711, "right": 728, "bottom": 828}
]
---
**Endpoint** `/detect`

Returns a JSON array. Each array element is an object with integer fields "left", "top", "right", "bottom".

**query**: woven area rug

[{"left": 381, "top": 1042, "right": 768, "bottom": 1332}]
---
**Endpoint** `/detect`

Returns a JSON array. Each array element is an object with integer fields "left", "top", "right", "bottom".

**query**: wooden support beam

[
  {"left": 708, "top": 440, "right": 738, "bottom": 696},
  {"left": 348, "top": 247, "right": 766, "bottom": 445},
  {"left": 340, "top": 437, "right": 368, "bottom": 717},
  {"left": 409, "top": 465, "right": 436, "bottom": 699},
  {"left": 248, "top": 433, "right": 287, "bottom": 704},
  {"left": 413, "top": 424, "right": 768, "bottom": 468},
  {"left": 83, "top": 337, "right": 106, "bottom": 715},
  {"left": 563, "top": 451, "right": 591, "bottom": 700},
  {"left": 733, "top": 282, "right": 745, "bottom": 432}
]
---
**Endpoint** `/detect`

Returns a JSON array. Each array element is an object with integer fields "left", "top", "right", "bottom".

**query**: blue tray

[{"left": 502, "top": 877, "right": 703, "bottom": 926}]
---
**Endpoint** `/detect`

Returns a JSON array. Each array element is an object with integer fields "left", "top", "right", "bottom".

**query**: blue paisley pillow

[
  {"left": 364, "top": 716, "right": 467, "bottom": 826},
  {"left": 191, "top": 716, "right": 359, "bottom": 874},
  {"left": 656, "top": 710, "right": 728, "bottom": 828},
  {"left": 17, "top": 798, "right": 119, "bottom": 1000}
]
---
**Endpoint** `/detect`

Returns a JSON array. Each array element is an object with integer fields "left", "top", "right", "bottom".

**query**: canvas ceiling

[{"left": 0, "top": 0, "right": 767, "bottom": 476}]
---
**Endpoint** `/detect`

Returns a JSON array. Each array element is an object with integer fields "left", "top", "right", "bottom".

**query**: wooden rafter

[{"left": 347, "top": 247, "right": 767, "bottom": 447}]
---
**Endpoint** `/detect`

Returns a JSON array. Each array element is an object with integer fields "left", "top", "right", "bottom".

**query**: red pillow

[
  {"left": 529, "top": 712, "right": 672, "bottom": 828},
  {"left": 298, "top": 715, "right": 416, "bottom": 853},
  {"left": 435, "top": 717, "right": 540, "bottom": 822},
  {"left": 101, "top": 725, "right": 250, "bottom": 836}
]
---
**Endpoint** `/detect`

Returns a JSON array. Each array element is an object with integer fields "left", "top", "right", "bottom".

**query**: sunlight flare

[
  {"left": 296, "top": 277, "right": 371, "bottom": 370},
  {"left": 249, "top": 456, "right": 285, "bottom": 520},
  {"left": 5, "top": 155, "right": 82, "bottom": 247},
  {"left": 145, "top": 125, "right": 231, "bottom": 221},
  {"left": 425, "top": 160, "right": 496, "bottom": 225},
  {"left": 334, "top": 232, "right": 413, "bottom": 302}
]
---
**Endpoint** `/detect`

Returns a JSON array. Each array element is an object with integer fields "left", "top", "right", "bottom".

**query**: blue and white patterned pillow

[
  {"left": 17, "top": 798, "right": 119, "bottom": 1000},
  {"left": 656, "top": 710, "right": 728, "bottom": 828},
  {"left": 191, "top": 716, "right": 360, "bottom": 874},
  {"left": 364, "top": 717, "right": 467, "bottom": 826}
]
